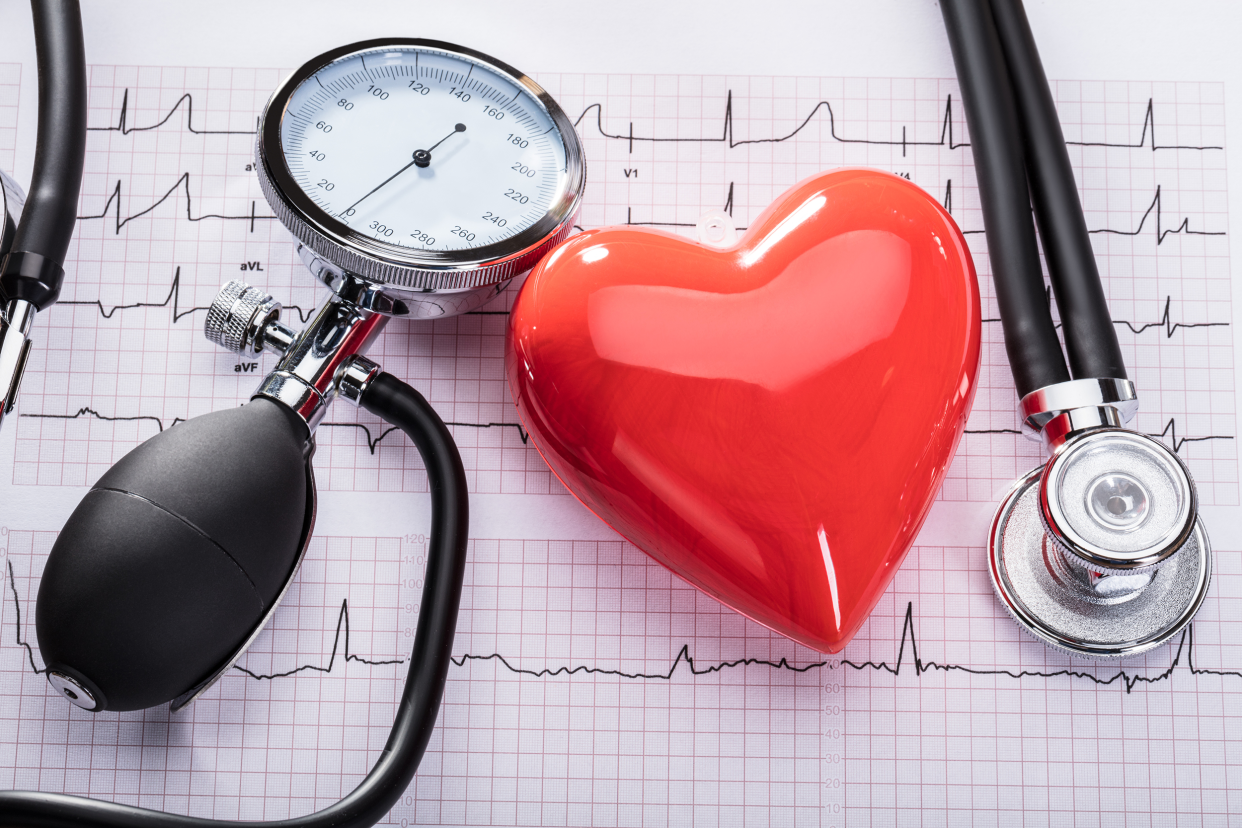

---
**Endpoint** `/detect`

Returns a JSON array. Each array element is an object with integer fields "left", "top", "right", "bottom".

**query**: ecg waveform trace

[
  {"left": 19, "top": 406, "right": 185, "bottom": 434},
  {"left": 57, "top": 266, "right": 315, "bottom": 325},
  {"left": 17, "top": 404, "right": 529, "bottom": 449},
  {"left": 575, "top": 90, "right": 1221, "bottom": 157},
  {"left": 6, "top": 562, "right": 44, "bottom": 677},
  {"left": 78, "top": 173, "right": 276, "bottom": 234},
  {"left": 233, "top": 598, "right": 404, "bottom": 680},
  {"left": 1116, "top": 295, "right": 1231, "bottom": 338},
  {"left": 1148, "top": 417, "right": 1235, "bottom": 453},
  {"left": 578, "top": 90, "right": 967, "bottom": 156},
  {"left": 842, "top": 601, "right": 1241, "bottom": 694},
  {"left": 964, "top": 417, "right": 1233, "bottom": 454},
  {"left": 90, "top": 88, "right": 258, "bottom": 136},
  {"left": 11, "top": 553, "right": 1234, "bottom": 695},
  {"left": 453, "top": 646, "right": 829, "bottom": 680},
  {"left": 87, "top": 81, "right": 1220, "bottom": 157},
  {"left": 1066, "top": 97, "right": 1225, "bottom": 152},
  {"left": 1090, "top": 184, "right": 1228, "bottom": 245},
  {"left": 319, "top": 418, "right": 529, "bottom": 453}
]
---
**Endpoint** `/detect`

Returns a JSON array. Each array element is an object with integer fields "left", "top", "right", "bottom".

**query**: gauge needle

[{"left": 340, "top": 123, "right": 467, "bottom": 217}]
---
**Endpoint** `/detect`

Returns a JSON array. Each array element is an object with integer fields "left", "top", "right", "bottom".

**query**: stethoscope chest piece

[{"left": 990, "top": 428, "right": 1211, "bottom": 658}]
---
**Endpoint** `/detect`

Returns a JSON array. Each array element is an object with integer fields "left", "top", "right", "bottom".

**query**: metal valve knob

[{"left": 204, "top": 280, "right": 295, "bottom": 356}]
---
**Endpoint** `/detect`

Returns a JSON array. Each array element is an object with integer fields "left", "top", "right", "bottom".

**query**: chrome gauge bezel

[{"left": 256, "top": 38, "right": 586, "bottom": 295}]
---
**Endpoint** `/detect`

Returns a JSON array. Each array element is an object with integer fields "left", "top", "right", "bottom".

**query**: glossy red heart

[{"left": 506, "top": 169, "right": 981, "bottom": 652}]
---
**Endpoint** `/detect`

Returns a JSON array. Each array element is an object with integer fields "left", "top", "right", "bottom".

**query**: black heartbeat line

[
  {"left": 1090, "top": 186, "right": 1226, "bottom": 244},
  {"left": 7, "top": 563, "right": 1239, "bottom": 693},
  {"left": 58, "top": 267, "right": 313, "bottom": 325},
  {"left": 89, "top": 89, "right": 257, "bottom": 136},
  {"left": 7, "top": 562, "right": 46, "bottom": 676},
  {"left": 977, "top": 291, "right": 1227, "bottom": 338},
  {"left": 1066, "top": 98, "right": 1223, "bottom": 152},
  {"left": 842, "top": 602, "right": 1241, "bottom": 694},
  {"left": 1115, "top": 296, "right": 1230, "bottom": 338},
  {"left": 18, "top": 406, "right": 527, "bottom": 446},
  {"left": 452, "top": 647, "right": 828, "bottom": 679},
  {"left": 234, "top": 598, "right": 404, "bottom": 680},
  {"left": 964, "top": 417, "right": 1231, "bottom": 454},
  {"left": 576, "top": 91, "right": 967, "bottom": 156},
  {"left": 623, "top": 182, "right": 744, "bottom": 230},
  {"left": 78, "top": 173, "right": 277, "bottom": 234},
  {"left": 1148, "top": 418, "right": 1234, "bottom": 454},
  {"left": 19, "top": 406, "right": 186, "bottom": 433},
  {"left": 319, "top": 418, "right": 530, "bottom": 451}
]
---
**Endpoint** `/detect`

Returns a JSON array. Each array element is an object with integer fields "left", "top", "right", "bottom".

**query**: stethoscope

[
  {"left": 0, "top": 0, "right": 1212, "bottom": 825},
  {"left": 941, "top": 0, "right": 1211, "bottom": 658}
]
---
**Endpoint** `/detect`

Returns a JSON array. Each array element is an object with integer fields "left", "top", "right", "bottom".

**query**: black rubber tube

[
  {"left": 0, "top": 0, "right": 87, "bottom": 310},
  {"left": 989, "top": 0, "right": 1127, "bottom": 381},
  {"left": 940, "top": 0, "right": 1070, "bottom": 397},
  {"left": 0, "top": 373, "right": 470, "bottom": 828}
]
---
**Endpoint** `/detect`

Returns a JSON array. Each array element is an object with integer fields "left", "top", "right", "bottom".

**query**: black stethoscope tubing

[
  {"left": 940, "top": 0, "right": 1128, "bottom": 397},
  {"left": 0, "top": 0, "right": 84, "bottom": 313}
]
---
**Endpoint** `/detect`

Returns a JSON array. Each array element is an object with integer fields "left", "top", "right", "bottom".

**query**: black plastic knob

[{"left": 36, "top": 397, "right": 313, "bottom": 712}]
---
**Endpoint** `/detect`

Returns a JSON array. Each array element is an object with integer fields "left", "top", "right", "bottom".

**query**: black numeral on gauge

[
  {"left": 308, "top": 150, "right": 325, "bottom": 161},
  {"left": 451, "top": 225, "right": 476, "bottom": 242},
  {"left": 410, "top": 230, "right": 435, "bottom": 245},
  {"left": 408, "top": 81, "right": 430, "bottom": 95},
  {"left": 505, "top": 189, "right": 529, "bottom": 204},
  {"left": 317, "top": 179, "right": 334, "bottom": 190},
  {"left": 449, "top": 87, "right": 472, "bottom": 103},
  {"left": 511, "top": 162, "right": 536, "bottom": 178},
  {"left": 482, "top": 105, "right": 504, "bottom": 120},
  {"left": 367, "top": 85, "right": 390, "bottom": 100},
  {"left": 369, "top": 220, "right": 394, "bottom": 237},
  {"left": 505, "top": 134, "right": 529, "bottom": 148},
  {"left": 483, "top": 212, "right": 507, "bottom": 227},
  {"left": 315, "top": 121, "right": 332, "bottom": 132},
  {"left": 337, "top": 98, "right": 354, "bottom": 110}
]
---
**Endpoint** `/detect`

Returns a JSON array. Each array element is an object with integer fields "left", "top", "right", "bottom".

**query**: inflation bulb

[
  {"left": 35, "top": 274, "right": 399, "bottom": 713},
  {"left": 37, "top": 397, "right": 314, "bottom": 712}
]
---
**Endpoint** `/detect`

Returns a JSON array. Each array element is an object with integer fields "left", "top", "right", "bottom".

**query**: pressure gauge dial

[{"left": 256, "top": 38, "right": 586, "bottom": 317}]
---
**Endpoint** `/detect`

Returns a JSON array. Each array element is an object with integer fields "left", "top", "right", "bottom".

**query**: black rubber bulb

[{"left": 35, "top": 397, "right": 312, "bottom": 712}]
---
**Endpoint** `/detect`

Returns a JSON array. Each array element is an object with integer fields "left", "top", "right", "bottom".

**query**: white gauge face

[{"left": 280, "top": 46, "right": 570, "bottom": 253}]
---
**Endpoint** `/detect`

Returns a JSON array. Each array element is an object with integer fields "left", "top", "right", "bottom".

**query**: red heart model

[{"left": 507, "top": 169, "right": 981, "bottom": 652}]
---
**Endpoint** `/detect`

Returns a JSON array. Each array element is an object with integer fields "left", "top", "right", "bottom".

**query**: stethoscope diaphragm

[{"left": 989, "top": 429, "right": 1211, "bottom": 658}]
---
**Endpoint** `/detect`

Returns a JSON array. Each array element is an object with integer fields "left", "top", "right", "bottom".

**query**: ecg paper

[{"left": 0, "top": 58, "right": 1239, "bottom": 827}]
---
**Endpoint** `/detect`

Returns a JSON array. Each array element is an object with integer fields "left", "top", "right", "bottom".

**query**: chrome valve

[
  {"left": 205, "top": 280, "right": 388, "bottom": 430},
  {"left": 204, "top": 280, "right": 296, "bottom": 356}
]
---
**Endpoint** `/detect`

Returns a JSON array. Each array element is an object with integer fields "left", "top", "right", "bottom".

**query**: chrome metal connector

[
  {"left": 1019, "top": 377, "right": 1137, "bottom": 449},
  {"left": 0, "top": 297, "right": 36, "bottom": 432},
  {"left": 205, "top": 280, "right": 389, "bottom": 431},
  {"left": 335, "top": 355, "right": 380, "bottom": 407}
]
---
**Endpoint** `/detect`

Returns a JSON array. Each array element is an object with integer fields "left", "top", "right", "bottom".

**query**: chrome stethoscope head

[{"left": 989, "top": 378, "right": 1211, "bottom": 658}]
